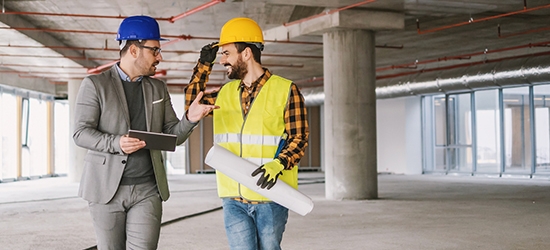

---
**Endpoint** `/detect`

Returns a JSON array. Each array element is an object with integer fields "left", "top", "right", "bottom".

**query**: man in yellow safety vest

[{"left": 185, "top": 17, "right": 309, "bottom": 250}]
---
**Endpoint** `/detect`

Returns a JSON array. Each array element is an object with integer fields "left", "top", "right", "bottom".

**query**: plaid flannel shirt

[{"left": 184, "top": 61, "right": 309, "bottom": 169}]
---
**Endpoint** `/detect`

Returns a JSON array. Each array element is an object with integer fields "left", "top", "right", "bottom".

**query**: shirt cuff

[
  {"left": 184, "top": 110, "right": 200, "bottom": 125},
  {"left": 277, "top": 156, "right": 291, "bottom": 170}
]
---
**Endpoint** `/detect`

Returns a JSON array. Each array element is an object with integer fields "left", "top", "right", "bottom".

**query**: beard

[
  {"left": 227, "top": 56, "right": 248, "bottom": 80},
  {"left": 136, "top": 53, "right": 158, "bottom": 77}
]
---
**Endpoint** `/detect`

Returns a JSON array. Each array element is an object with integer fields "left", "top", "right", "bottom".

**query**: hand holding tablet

[{"left": 128, "top": 130, "right": 178, "bottom": 152}]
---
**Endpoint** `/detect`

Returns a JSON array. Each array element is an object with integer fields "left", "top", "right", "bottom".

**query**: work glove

[
  {"left": 199, "top": 42, "right": 219, "bottom": 64},
  {"left": 251, "top": 159, "right": 284, "bottom": 190}
]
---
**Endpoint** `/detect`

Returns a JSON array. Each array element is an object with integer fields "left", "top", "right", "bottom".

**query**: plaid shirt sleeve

[
  {"left": 184, "top": 61, "right": 218, "bottom": 111},
  {"left": 277, "top": 83, "right": 309, "bottom": 170}
]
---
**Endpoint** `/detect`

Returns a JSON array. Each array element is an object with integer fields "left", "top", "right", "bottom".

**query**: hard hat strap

[
  {"left": 119, "top": 39, "right": 144, "bottom": 50},
  {"left": 119, "top": 40, "right": 127, "bottom": 50},
  {"left": 247, "top": 42, "right": 264, "bottom": 52}
]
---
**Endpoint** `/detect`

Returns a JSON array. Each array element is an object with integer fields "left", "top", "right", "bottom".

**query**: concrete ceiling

[{"left": 2, "top": 0, "right": 550, "bottom": 98}]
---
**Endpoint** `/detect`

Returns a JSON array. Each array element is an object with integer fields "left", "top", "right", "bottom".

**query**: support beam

[
  {"left": 0, "top": 72, "right": 56, "bottom": 95},
  {"left": 16, "top": 96, "right": 23, "bottom": 179},
  {"left": 324, "top": 29, "right": 378, "bottom": 200},
  {"left": 47, "top": 101, "right": 55, "bottom": 175},
  {"left": 265, "top": 9, "right": 403, "bottom": 200},
  {"left": 264, "top": 9, "right": 403, "bottom": 41}
]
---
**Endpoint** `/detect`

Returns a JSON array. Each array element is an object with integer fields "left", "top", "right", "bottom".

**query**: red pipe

[
  {"left": 0, "top": 70, "right": 86, "bottom": 78},
  {"left": 283, "top": 0, "right": 377, "bottom": 27},
  {"left": 0, "top": 11, "right": 156, "bottom": 21},
  {"left": 0, "top": 70, "right": 86, "bottom": 75},
  {"left": 0, "top": 43, "right": 321, "bottom": 59},
  {"left": 376, "top": 50, "right": 550, "bottom": 80},
  {"left": 498, "top": 24, "right": 550, "bottom": 38},
  {"left": 294, "top": 76, "right": 324, "bottom": 85},
  {"left": 168, "top": 0, "right": 225, "bottom": 23},
  {"left": 0, "top": 53, "right": 113, "bottom": 61},
  {"left": 87, "top": 60, "right": 118, "bottom": 74},
  {"left": 0, "top": 26, "right": 324, "bottom": 46},
  {"left": 416, "top": 2, "right": 550, "bottom": 34},
  {"left": 0, "top": 63, "right": 84, "bottom": 69},
  {"left": 0, "top": 26, "right": 116, "bottom": 36},
  {"left": 1, "top": 0, "right": 225, "bottom": 23},
  {"left": 377, "top": 40, "right": 550, "bottom": 72},
  {"left": 88, "top": 61, "right": 304, "bottom": 75}
]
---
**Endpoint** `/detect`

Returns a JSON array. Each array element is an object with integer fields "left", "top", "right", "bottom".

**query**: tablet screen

[{"left": 128, "top": 130, "right": 177, "bottom": 152}]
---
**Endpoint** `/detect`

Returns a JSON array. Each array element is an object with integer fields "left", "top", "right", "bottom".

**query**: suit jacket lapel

[
  {"left": 109, "top": 66, "right": 131, "bottom": 127},
  {"left": 142, "top": 77, "right": 153, "bottom": 131}
]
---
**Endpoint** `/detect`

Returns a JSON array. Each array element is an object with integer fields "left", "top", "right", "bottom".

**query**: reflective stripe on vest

[
  {"left": 214, "top": 133, "right": 280, "bottom": 146},
  {"left": 213, "top": 75, "right": 298, "bottom": 202}
]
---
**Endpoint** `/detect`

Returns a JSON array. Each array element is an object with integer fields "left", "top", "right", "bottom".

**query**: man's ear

[
  {"left": 242, "top": 47, "right": 252, "bottom": 61},
  {"left": 129, "top": 44, "right": 139, "bottom": 58}
]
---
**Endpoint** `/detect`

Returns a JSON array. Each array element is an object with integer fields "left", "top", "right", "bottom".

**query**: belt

[{"left": 233, "top": 197, "right": 269, "bottom": 204}]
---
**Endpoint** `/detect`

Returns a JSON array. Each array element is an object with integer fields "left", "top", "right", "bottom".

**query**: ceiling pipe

[
  {"left": 0, "top": 44, "right": 324, "bottom": 59},
  {"left": 0, "top": 70, "right": 86, "bottom": 75},
  {"left": 375, "top": 56, "right": 550, "bottom": 99},
  {"left": 295, "top": 40, "right": 550, "bottom": 86},
  {"left": 0, "top": 26, "right": 116, "bottom": 35},
  {"left": 0, "top": 25, "right": 398, "bottom": 49},
  {"left": 376, "top": 50, "right": 550, "bottom": 80},
  {"left": 0, "top": 53, "right": 114, "bottom": 61},
  {"left": 300, "top": 53, "right": 550, "bottom": 105},
  {"left": 87, "top": 60, "right": 304, "bottom": 74},
  {"left": 283, "top": 0, "right": 377, "bottom": 27},
  {"left": 377, "top": 40, "right": 550, "bottom": 72},
  {"left": 498, "top": 24, "right": 550, "bottom": 38},
  {"left": 0, "top": 11, "right": 155, "bottom": 21},
  {"left": 0, "top": 63, "right": 84, "bottom": 69},
  {"left": 168, "top": 0, "right": 225, "bottom": 23},
  {"left": 153, "top": 70, "right": 167, "bottom": 78},
  {"left": 416, "top": 1, "right": 550, "bottom": 34},
  {"left": 1, "top": 0, "right": 225, "bottom": 23},
  {"left": 295, "top": 76, "right": 324, "bottom": 85},
  {"left": 0, "top": 44, "right": 118, "bottom": 52},
  {"left": 297, "top": 49, "right": 550, "bottom": 104},
  {"left": 87, "top": 60, "right": 118, "bottom": 74}
]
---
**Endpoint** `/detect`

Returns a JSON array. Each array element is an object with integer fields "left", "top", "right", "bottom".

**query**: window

[
  {"left": 502, "top": 87, "right": 532, "bottom": 174},
  {"left": 474, "top": 90, "right": 501, "bottom": 173},
  {"left": 424, "top": 93, "right": 473, "bottom": 173},
  {"left": 1, "top": 91, "right": 18, "bottom": 180},
  {"left": 533, "top": 85, "right": 550, "bottom": 174}
]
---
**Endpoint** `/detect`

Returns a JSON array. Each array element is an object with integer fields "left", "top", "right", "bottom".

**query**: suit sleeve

[
  {"left": 161, "top": 83, "right": 197, "bottom": 145},
  {"left": 72, "top": 77, "right": 124, "bottom": 155}
]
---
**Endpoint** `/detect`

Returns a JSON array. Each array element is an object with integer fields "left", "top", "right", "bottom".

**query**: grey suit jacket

[{"left": 73, "top": 66, "right": 196, "bottom": 204}]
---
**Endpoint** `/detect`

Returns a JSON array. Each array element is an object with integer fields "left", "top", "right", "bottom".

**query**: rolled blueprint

[{"left": 205, "top": 144, "right": 314, "bottom": 216}]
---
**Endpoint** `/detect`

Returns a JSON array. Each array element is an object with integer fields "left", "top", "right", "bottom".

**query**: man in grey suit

[{"left": 73, "top": 15, "right": 218, "bottom": 249}]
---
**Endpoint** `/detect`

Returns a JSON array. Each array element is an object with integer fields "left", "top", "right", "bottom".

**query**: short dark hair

[
  {"left": 234, "top": 42, "right": 262, "bottom": 64},
  {"left": 119, "top": 40, "right": 147, "bottom": 57}
]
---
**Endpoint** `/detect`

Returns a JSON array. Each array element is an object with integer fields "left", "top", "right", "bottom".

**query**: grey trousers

[{"left": 88, "top": 181, "right": 162, "bottom": 250}]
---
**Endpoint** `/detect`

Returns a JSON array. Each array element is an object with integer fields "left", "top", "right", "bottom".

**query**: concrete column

[
  {"left": 324, "top": 29, "right": 378, "bottom": 200},
  {"left": 68, "top": 80, "right": 86, "bottom": 182},
  {"left": 47, "top": 101, "right": 55, "bottom": 175},
  {"left": 15, "top": 96, "right": 23, "bottom": 179}
]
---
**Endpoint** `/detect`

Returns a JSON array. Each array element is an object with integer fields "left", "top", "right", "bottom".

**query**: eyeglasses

[{"left": 138, "top": 45, "right": 162, "bottom": 56}]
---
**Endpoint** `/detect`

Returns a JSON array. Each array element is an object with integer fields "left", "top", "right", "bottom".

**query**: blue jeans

[{"left": 222, "top": 198, "right": 289, "bottom": 250}]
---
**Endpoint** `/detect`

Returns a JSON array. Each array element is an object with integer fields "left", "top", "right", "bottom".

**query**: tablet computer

[{"left": 128, "top": 130, "right": 177, "bottom": 152}]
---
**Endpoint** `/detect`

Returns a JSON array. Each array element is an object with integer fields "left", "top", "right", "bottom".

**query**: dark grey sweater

[{"left": 120, "top": 79, "right": 155, "bottom": 185}]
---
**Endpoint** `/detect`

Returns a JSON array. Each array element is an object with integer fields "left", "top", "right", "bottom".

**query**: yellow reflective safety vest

[{"left": 213, "top": 75, "right": 298, "bottom": 202}]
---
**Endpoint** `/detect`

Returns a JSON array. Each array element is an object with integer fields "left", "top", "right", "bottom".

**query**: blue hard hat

[{"left": 116, "top": 15, "right": 168, "bottom": 41}]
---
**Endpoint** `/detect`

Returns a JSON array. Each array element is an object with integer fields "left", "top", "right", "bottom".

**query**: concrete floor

[{"left": 1, "top": 172, "right": 550, "bottom": 250}]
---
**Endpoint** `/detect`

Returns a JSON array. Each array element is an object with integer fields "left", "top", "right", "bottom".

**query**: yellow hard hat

[{"left": 216, "top": 17, "right": 264, "bottom": 47}]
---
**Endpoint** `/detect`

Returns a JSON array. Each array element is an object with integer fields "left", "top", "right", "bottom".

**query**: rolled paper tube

[{"left": 205, "top": 144, "right": 314, "bottom": 216}]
